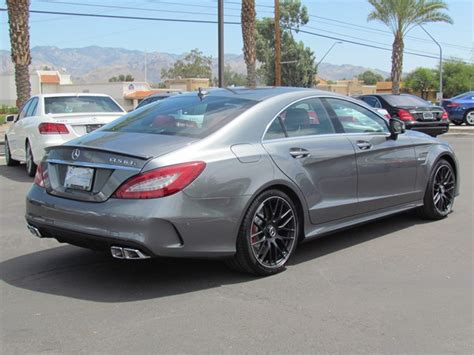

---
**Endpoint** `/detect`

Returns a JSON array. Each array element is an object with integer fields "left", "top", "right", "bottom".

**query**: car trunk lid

[
  {"left": 49, "top": 112, "right": 124, "bottom": 136},
  {"left": 43, "top": 131, "right": 198, "bottom": 202}
]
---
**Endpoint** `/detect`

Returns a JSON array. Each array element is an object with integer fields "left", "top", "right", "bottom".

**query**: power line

[{"left": 1, "top": 7, "right": 471, "bottom": 63}]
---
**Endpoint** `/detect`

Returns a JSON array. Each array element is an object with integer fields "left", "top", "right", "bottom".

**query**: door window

[
  {"left": 18, "top": 99, "right": 32, "bottom": 120},
  {"left": 325, "top": 98, "right": 389, "bottom": 133},
  {"left": 264, "top": 98, "right": 336, "bottom": 140},
  {"left": 26, "top": 97, "right": 39, "bottom": 117}
]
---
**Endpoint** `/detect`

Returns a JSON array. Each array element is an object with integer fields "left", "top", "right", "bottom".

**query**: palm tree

[
  {"left": 367, "top": 0, "right": 452, "bottom": 94},
  {"left": 6, "top": 0, "right": 31, "bottom": 109},
  {"left": 241, "top": 0, "right": 257, "bottom": 87}
]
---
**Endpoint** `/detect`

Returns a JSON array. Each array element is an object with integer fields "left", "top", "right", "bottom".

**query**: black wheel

[
  {"left": 25, "top": 141, "right": 37, "bottom": 177},
  {"left": 463, "top": 110, "right": 474, "bottom": 126},
  {"left": 417, "top": 159, "right": 456, "bottom": 220},
  {"left": 226, "top": 189, "right": 300, "bottom": 276},
  {"left": 451, "top": 120, "right": 463, "bottom": 126},
  {"left": 4, "top": 138, "right": 19, "bottom": 166}
]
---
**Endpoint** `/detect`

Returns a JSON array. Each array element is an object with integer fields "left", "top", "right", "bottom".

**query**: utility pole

[
  {"left": 218, "top": 0, "right": 224, "bottom": 87},
  {"left": 144, "top": 50, "right": 148, "bottom": 83},
  {"left": 420, "top": 25, "right": 442, "bottom": 103},
  {"left": 274, "top": 0, "right": 281, "bottom": 86}
]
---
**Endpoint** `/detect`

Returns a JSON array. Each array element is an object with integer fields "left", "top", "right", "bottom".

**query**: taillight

[
  {"left": 39, "top": 122, "right": 69, "bottom": 134},
  {"left": 34, "top": 164, "right": 46, "bottom": 187},
  {"left": 441, "top": 110, "right": 449, "bottom": 120},
  {"left": 113, "top": 161, "right": 206, "bottom": 199},
  {"left": 397, "top": 109, "right": 414, "bottom": 121},
  {"left": 447, "top": 102, "right": 460, "bottom": 108}
]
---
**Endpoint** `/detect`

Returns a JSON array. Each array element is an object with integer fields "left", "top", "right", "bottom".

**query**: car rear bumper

[
  {"left": 405, "top": 121, "right": 449, "bottom": 136},
  {"left": 25, "top": 184, "right": 247, "bottom": 258}
]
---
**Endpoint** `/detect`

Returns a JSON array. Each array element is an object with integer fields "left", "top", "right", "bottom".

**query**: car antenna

[{"left": 197, "top": 87, "right": 208, "bottom": 101}]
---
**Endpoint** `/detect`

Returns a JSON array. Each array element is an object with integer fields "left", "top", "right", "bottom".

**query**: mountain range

[{"left": 0, "top": 46, "right": 390, "bottom": 83}]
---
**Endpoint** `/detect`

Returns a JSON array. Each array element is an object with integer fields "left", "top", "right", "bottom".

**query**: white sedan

[{"left": 4, "top": 93, "right": 126, "bottom": 176}]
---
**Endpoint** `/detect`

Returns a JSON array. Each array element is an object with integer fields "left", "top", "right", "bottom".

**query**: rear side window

[
  {"left": 264, "top": 98, "right": 336, "bottom": 140},
  {"left": 361, "top": 96, "right": 381, "bottom": 108},
  {"left": 26, "top": 97, "right": 39, "bottom": 117},
  {"left": 18, "top": 99, "right": 32, "bottom": 120},
  {"left": 103, "top": 95, "right": 256, "bottom": 139},
  {"left": 325, "top": 98, "right": 389, "bottom": 133},
  {"left": 44, "top": 96, "right": 123, "bottom": 114}
]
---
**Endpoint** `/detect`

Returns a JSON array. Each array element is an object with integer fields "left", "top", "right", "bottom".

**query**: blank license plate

[
  {"left": 64, "top": 166, "right": 94, "bottom": 191},
  {"left": 423, "top": 112, "right": 434, "bottom": 120}
]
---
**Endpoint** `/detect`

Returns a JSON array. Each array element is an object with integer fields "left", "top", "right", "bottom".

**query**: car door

[
  {"left": 8, "top": 98, "right": 33, "bottom": 160},
  {"left": 262, "top": 97, "right": 358, "bottom": 225},
  {"left": 323, "top": 97, "right": 418, "bottom": 214},
  {"left": 15, "top": 97, "right": 39, "bottom": 160}
]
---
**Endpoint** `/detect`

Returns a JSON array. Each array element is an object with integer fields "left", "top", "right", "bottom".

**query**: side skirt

[{"left": 302, "top": 201, "right": 423, "bottom": 242}]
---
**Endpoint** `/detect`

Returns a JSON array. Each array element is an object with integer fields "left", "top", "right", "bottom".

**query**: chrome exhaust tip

[
  {"left": 27, "top": 224, "right": 43, "bottom": 238},
  {"left": 110, "top": 246, "right": 150, "bottom": 260},
  {"left": 110, "top": 246, "right": 124, "bottom": 259},
  {"left": 123, "top": 248, "right": 150, "bottom": 259}
]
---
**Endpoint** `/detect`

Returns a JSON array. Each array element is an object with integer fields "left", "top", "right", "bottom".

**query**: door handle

[
  {"left": 356, "top": 141, "right": 372, "bottom": 150},
  {"left": 289, "top": 148, "right": 310, "bottom": 159}
]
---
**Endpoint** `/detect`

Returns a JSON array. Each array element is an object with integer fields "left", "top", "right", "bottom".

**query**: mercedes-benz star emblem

[{"left": 71, "top": 148, "right": 81, "bottom": 160}]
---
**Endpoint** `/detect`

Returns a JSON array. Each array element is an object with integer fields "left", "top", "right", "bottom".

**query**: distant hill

[{"left": 0, "top": 46, "right": 390, "bottom": 83}]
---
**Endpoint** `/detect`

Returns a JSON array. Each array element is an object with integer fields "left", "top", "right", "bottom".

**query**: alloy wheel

[
  {"left": 249, "top": 196, "right": 297, "bottom": 268},
  {"left": 432, "top": 164, "right": 455, "bottom": 215},
  {"left": 465, "top": 111, "right": 474, "bottom": 125}
]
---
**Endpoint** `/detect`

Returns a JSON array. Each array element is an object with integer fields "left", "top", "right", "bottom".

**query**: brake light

[
  {"left": 34, "top": 164, "right": 46, "bottom": 187},
  {"left": 39, "top": 122, "right": 69, "bottom": 134},
  {"left": 447, "top": 102, "right": 460, "bottom": 108},
  {"left": 441, "top": 110, "right": 449, "bottom": 120},
  {"left": 113, "top": 161, "right": 206, "bottom": 199},
  {"left": 397, "top": 109, "right": 414, "bottom": 121}
]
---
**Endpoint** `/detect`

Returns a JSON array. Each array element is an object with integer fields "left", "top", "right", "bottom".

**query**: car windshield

[
  {"left": 44, "top": 96, "right": 124, "bottom": 114},
  {"left": 102, "top": 95, "right": 256, "bottom": 139},
  {"left": 384, "top": 95, "right": 431, "bottom": 107}
]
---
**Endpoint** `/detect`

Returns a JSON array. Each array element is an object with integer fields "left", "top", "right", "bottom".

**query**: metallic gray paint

[{"left": 25, "top": 87, "right": 460, "bottom": 259}]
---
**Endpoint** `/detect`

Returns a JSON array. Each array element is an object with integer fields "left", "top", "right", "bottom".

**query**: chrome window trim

[
  {"left": 261, "top": 95, "right": 389, "bottom": 142},
  {"left": 47, "top": 159, "right": 141, "bottom": 172}
]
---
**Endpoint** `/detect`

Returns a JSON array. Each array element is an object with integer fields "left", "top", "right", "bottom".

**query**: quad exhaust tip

[
  {"left": 27, "top": 224, "right": 43, "bottom": 238},
  {"left": 110, "top": 246, "right": 150, "bottom": 260}
]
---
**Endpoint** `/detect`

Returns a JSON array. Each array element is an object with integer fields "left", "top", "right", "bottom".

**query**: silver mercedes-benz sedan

[{"left": 25, "top": 87, "right": 460, "bottom": 276}]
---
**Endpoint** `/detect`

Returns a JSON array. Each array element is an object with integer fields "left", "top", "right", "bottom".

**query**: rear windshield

[
  {"left": 384, "top": 95, "right": 431, "bottom": 107},
  {"left": 44, "top": 96, "right": 124, "bottom": 114},
  {"left": 136, "top": 95, "right": 169, "bottom": 109},
  {"left": 102, "top": 95, "right": 256, "bottom": 139}
]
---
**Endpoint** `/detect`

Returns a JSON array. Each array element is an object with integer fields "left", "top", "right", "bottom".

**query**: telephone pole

[
  {"left": 218, "top": 0, "right": 224, "bottom": 87},
  {"left": 274, "top": 0, "right": 281, "bottom": 86}
]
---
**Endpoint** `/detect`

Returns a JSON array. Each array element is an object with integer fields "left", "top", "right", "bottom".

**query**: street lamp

[
  {"left": 316, "top": 41, "right": 342, "bottom": 68},
  {"left": 419, "top": 25, "right": 442, "bottom": 103}
]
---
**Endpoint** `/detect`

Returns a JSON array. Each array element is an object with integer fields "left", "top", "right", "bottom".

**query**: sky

[{"left": 1, "top": 0, "right": 473, "bottom": 73}]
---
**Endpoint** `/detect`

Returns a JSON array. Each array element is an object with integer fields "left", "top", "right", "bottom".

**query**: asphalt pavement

[{"left": 0, "top": 136, "right": 472, "bottom": 354}]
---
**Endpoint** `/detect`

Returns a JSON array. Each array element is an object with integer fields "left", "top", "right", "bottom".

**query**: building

[
  {"left": 315, "top": 78, "right": 376, "bottom": 96},
  {"left": 165, "top": 78, "right": 210, "bottom": 91},
  {"left": 0, "top": 70, "right": 181, "bottom": 110}
]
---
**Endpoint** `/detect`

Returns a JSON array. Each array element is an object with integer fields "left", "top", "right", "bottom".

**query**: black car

[
  {"left": 135, "top": 92, "right": 181, "bottom": 110},
  {"left": 357, "top": 94, "right": 449, "bottom": 136}
]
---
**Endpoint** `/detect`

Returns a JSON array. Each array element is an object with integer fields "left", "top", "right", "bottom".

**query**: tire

[
  {"left": 463, "top": 110, "right": 474, "bottom": 126},
  {"left": 451, "top": 120, "right": 463, "bottom": 126},
  {"left": 226, "top": 189, "right": 300, "bottom": 276},
  {"left": 4, "top": 138, "right": 20, "bottom": 166},
  {"left": 25, "top": 141, "right": 37, "bottom": 177},
  {"left": 417, "top": 159, "right": 456, "bottom": 220}
]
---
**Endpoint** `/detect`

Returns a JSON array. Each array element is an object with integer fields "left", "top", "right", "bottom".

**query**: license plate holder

[
  {"left": 422, "top": 112, "right": 434, "bottom": 120},
  {"left": 64, "top": 166, "right": 94, "bottom": 191}
]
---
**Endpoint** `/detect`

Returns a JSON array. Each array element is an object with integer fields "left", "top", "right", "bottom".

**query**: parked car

[
  {"left": 442, "top": 91, "right": 474, "bottom": 126},
  {"left": 26, "top": 88, "right": 459, "bottom": 276},
  {"left": 135, "top": 92, "right": 181, "bottom": 110},
  {"left": 4, "top": 93, "right": 126, "bottom": 176},
  {"left": 357, "top": 94, "right": 449, "bottom": 136}
]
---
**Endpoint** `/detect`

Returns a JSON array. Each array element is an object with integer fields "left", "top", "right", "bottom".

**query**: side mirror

[
  {"left": 5, "top": 114, "right": 17, "bottom": 123},
  {"left": 389, "top": 118, "right": 405, "bottom": 140}
]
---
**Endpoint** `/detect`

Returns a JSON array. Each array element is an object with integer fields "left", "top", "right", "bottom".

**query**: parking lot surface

[{"left": 0, "top": 136, "right": 472, "bottom": 354}]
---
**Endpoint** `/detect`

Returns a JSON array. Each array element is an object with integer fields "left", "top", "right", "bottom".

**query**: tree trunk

[
  {"left": 241, "top": 0, "right": 257, "bottom": 87},
  {"left": 391, "top": 31, "right": 404, "bottom": 95},
  {"left": 7, "top": 0, "right": 31, "bottom": 109}
]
